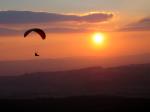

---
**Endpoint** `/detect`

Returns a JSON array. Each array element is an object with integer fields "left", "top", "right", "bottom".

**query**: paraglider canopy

[{"left": 24, "top": 28, "right": 46, "bottom": 40}]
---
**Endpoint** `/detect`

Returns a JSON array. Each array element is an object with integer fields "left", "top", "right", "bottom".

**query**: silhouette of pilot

[{"left": 35, "top": 52, "right": 39, "bottom": 56}]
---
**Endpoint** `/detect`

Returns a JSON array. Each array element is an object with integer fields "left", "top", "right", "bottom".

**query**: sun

[{"left": 92, "top": 33, "right": 104, "bottom": 45}]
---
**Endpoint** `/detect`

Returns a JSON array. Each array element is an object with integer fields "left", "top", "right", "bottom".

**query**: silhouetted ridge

[{"left": 0, "top": 63, "right": 150, "bottom": 98}]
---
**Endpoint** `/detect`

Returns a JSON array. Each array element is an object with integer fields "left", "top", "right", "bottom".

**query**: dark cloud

[
  {"left": 45, "top": 27, "right": 89, "bottom": 33},
  {"left": 0, "top": 11, "right": 113, "bottom": 36},
  {"left": 119, "top": 17, "right": 150, "bottom": 31},
  {"left": 0, "top": 27, "right": 91, "bottom": 37},
  {"left": 0, "top": 28, "right": 21, "bottom": 36},
  {"left": 0, "top": 11, "right": 113, "bottom": 24}
]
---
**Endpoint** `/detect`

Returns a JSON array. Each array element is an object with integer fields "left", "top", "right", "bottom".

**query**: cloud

[
  {"left": 0, "top": 28, "right": 21, "bottom": 36},
  {"left": 0, "top": 11, "right": 113, "bottom": 36},
  {"left": 0, "top": 11, "right": 113, "bottom": 24},
  {"left": 45, "top": 27, "right": 89, "bottom": 33},
  {"left": 0, "top": 27, "right": 91, "bottom": 37},
  {"left": 119, "top": 17, "right": 150, "bottom": 31}
]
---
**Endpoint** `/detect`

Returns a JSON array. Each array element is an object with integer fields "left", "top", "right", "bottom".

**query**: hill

[
  {"left": 0, "top": 53, "right": 150, "bottom": 76},
  {"left": 0, "top": 63, "right": 150, "bottom": 98}
]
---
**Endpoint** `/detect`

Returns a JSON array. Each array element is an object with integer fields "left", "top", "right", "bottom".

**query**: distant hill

[
  {"left": 0, "top": 53, "right": 150, "bottom": 76},
  {"left": 0, "top": 63, "right": 150, "bottom": 98}
]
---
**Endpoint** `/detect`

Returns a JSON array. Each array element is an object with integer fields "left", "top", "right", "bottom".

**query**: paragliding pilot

[
  {"left": 35, "top": 52, "right": 39, "bottom": 56},
  {"left": 34, "top": 50, "right": 40, "bottom": 56}
]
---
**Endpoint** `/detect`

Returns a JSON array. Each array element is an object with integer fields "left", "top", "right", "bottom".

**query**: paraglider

[
  {"left": 24, "top": 28, "right": 46, "bottom": 56},
  {"left": 24, "top": 28, "right": 46, "bottom": 40}
]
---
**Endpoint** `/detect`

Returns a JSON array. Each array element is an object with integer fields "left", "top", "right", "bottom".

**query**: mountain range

[
  {"left": 0, "top": 63, "right": 150, "bottom": 99},
  {"left": 0, "top": 53, "right": 150, "bottom": 76}
]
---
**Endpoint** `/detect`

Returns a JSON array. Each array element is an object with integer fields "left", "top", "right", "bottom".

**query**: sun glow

[{"left": 92, "top": 33, "right": 104, "bottom": 45}]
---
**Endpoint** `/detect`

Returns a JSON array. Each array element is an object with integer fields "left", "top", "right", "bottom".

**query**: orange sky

[
  {"left": 0, "top": 30, "right": 149, "bottom": 61},
  {"left": 0, "top": 1, "right": 149, "bottom": 61}
]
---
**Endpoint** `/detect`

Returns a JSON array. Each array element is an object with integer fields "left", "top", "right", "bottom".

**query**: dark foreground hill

[
  {"left": 0, "top": 63, "right": 150, "bottom": 111},
  {"left": 0, "top": 95, "right": 150, "bottom": 111},
  {"left": 0, "top": 63, "right": 150, "bottom": 98}
]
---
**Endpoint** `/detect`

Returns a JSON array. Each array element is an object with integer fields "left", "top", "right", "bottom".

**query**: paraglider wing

[{"left": 24, "top": 28, "right": 46, "bottom": 40}]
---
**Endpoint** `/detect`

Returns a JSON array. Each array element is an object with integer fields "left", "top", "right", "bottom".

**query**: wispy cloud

[
  {"left": 0, "top": 11, "right": 113, "bottom": 36},
  {"left": 45, "top": 27, "right": 90, "bottom": 33},
  {"left": 0, "top": 28, "right": 21, "bottom": 36},
  {"left": 0, "top": 27, "right": 91, "bottom": 37},
  {"left": 0, "top": 11, "right": 113, "bottom": 24},
  {"left": 119, "top": 17, "right": 150, "bottom": 31}
]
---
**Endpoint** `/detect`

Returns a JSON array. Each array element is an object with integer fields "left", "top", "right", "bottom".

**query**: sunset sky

[{"left": 0, "top": 0, "right": 150, "bottom": 61}]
